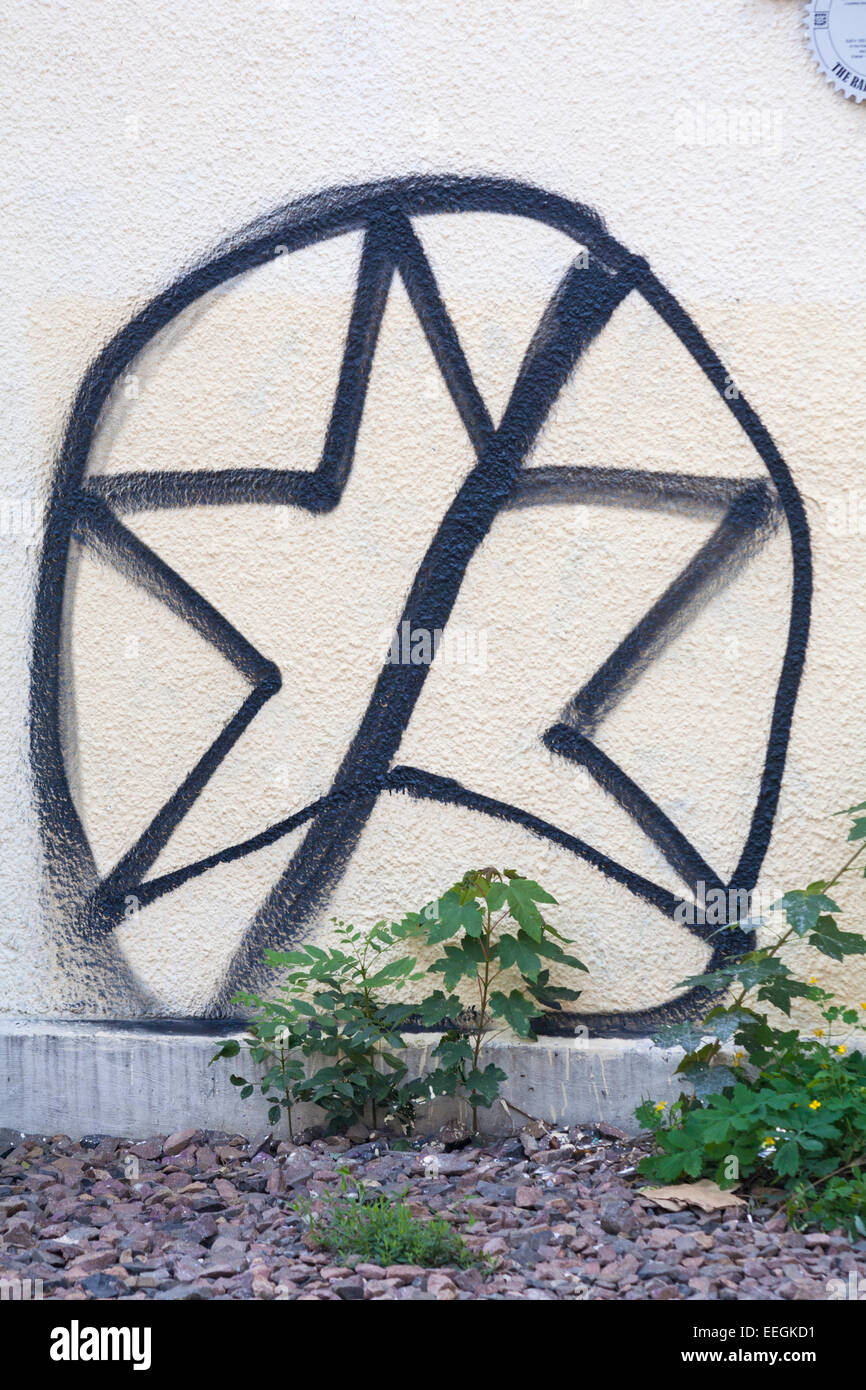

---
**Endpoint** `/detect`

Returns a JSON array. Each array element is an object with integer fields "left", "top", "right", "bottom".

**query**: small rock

[
  {"left": 333, "top": 1279, "right": 365, "bottom": 1300},
  {"left": 600, "top": 1200, "right": 637, "bottom": 1237},
  {"left": 201, "top": 1253, "right": 247, "bottom": 1278},
  {"left": 294, "top": 1126, "right": 325, "bottom": 1145},
  {"left": 82, "top": 1273, "right": 126, "bottom": 1297},
  {"left": 163, "top": 1129, "right": 199, "bottom": 1158},
  {"left": 438, "top": 1120, "right": 471, "bottom": 1151},
  {"left": 520, "top": 1119, "right": 548, "bottom": 1139},
  {"left": 79, "top": 1134, "right": 114, "bottom": 1151},
  {"left": 515, "top": 1185, "right": 542, "bottom": 1209},
  {"left": 154, "top": 1283, "right": 213, "bottom": 1300},
  {"left": 283, "top": 1160, "right": 314, "bottom": 1188},
  {"left": 427, "top": 1271, "right": 456, "bottom": 1293},
  {"left": 595, "top": 1121, "right": 630, "bottom": 1142},
  {"left": 385, "top": 1264, "right": 426, "bottom": 1282},
  {"left": 482, "top": 1237, "right": 509, "bottom": 1257}
]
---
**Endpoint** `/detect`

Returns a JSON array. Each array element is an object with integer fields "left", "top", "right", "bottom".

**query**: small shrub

[
  {"left": 409, "top": 868, "right": 587, "bottom": 1130},
  {"left": 636, "top": 797, "right": 866, "bottom": 1236},
  {"left": 297, "top": 1172, "right": 474, "bottom": 1269},
  {"left": 211, "top": 918, "right": 428, "bottom": 1136},
  {"left": 212, "top": 868, "right": 589, "bottom": 1138}
]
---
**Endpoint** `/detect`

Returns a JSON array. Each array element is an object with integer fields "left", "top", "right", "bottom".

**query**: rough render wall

[{"left": 2, "top": 2, "right": 864, "bottom": 1031}]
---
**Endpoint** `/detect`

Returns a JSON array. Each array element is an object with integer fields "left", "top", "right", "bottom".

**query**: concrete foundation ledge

[{"left": 0, "top": 1017, "right": 685, "bottom": 1140}]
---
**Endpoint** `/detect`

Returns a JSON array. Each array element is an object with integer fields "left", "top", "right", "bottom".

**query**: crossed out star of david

[{"left": 31, "top": 176, "right": 811, "bottom": 1032}]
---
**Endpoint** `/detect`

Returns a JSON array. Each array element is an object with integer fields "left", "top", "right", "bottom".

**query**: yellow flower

[
  {"left": 837, "top": 1045, "right": 847, "bottom": 1055},
  {"left": 813, "top": 1029, "right": 824, "bottom": 1038},
  {"left": 861, "top": 1002, "right": 866, "bottom": 1011},
  {"left": 763, "top": 1137, "right": 776, "bottom": 1147},
  {"left": 809, "top": 1100, "right": 821, "bottom": 1110},
  {"left": 654, "top": 1101, "right": 666, "bottom": 1113},
  {"left": 809, "top": 977, "right": 818, "bottom": 985}
]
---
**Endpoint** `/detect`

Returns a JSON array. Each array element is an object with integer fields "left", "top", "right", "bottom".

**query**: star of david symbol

[{"left": 31, "top": 176, "right": 811, "bottom": 1032}]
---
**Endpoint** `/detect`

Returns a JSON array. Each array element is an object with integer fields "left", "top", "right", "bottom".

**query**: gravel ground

[{"left": 1, "top": 1121, "right": 863, "bottom": 1301}]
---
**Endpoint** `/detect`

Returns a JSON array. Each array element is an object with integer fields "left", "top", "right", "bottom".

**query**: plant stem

[
  {"left": 357, "top": 954, "right": 379, "bottom": 1130},
  {"left": 279, "top": 1043, "right": 294, "bottom": 1141},
  {"left": 471, "top": 899, "right": 495, "bottom": 1133},
  {"left": 729, "top": 839, "right": 866, "bottom": 1014}
]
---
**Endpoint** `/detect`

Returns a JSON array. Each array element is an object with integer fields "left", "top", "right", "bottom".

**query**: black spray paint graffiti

[{"left": 30, "top": 176, "right": 812, "bottom": 1033}]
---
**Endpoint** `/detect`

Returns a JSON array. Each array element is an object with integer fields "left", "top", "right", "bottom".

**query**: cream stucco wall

[{"left": 2, "top": 1, "right": 864, "bottom": 1033}]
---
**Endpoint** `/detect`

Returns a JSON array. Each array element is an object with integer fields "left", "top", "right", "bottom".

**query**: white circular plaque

[{"left": 806, "top": 0, "right": 866, "bottom": 102}]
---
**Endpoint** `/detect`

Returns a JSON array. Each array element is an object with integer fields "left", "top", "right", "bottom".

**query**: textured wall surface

[{"left": 3, "top": 1, "right": 864, "bottom": 1033}]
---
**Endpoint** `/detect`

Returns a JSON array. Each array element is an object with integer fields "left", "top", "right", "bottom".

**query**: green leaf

[
  {"left": 465, "top": 1064, "right": 507, "bottom": 1108},
  {"left": 266, "top": 948, "right": 316, "bottom": 968},
  {"left": 498, "top": 933, "right": 542, "bottom": 981},
  {"left": 425, "top": 891, "right": 484, "bottom": 943},
  {"left": 209, "top": 1039, "right": 241, "bottom": 1062},
  {"left": 653, "top": 1021, "right": 710, "bottom": 1051},
  {"left": 774, "top": 1140, "right": 801, "bottom": 1178},
  {"left": 849, "top": 818, "right": 866, "bottom": 842},
  {"left": 434, "top": 1036, "right": 474, "bottom": 1070},
  {"left": 486, "top": 881, "right": 508, "bottom": 911},
  {"left": 756, "top": 976, "right": 819, "bottom": 1016},
  {"left": 490, "top": 989, "right": 538, "bottom": 1038},
  {"left": 415, "top": 991, "right": 461, "bottom": 1026},
  {"left": 429, "top": 945, "right": 480, "bottom": 991},
  {"left": 772, "top": 890, "right": 841, "bottom": 936},
  {"left": 526, "top": 969, "right": 582, "bottom": 1009},
  {"left": 365, "top": 956, "right": 418, "bottom": 989},
  {"left": 808, "top": 916, "right": 866, "bottom": 961},
  {"left": 504, "top": 877, "right": 557, "bottom": 940},
  {"left": 530, "top": 932, "right": 588, "bottom": 971}
]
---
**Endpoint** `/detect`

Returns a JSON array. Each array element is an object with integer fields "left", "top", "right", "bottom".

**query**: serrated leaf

[
  {"left": 531, "top": 932, "right": 588, "bottom": 971},
  {"left": 465, "top": 1063, "right": 507, "bottom": 1107},
  {"left": 504, "top": 877, "right": 556, "bottom": 940},
  {"left": 365, "top": 955, "right": 418, "bottom": 989},
  {"left": 434, "top": 1037, "right": 474, "bottom": 1070},
  {"left": 426, "top": 890, "right": 484, "bottom": 943},
  {"left": 808, "top": 916, "right": 866, "bottom": 961},
  {"left": 490, "top": 989, "right": 538, "bottom": 1038},
  {"left": 415, "top": 990, "right": 461, "bottom": 1026},
  {"left": 772, "top": 890, "right": 841, "bottom": 936},
  {"left": 429, "top": 945, "right": 480, "bottom": 991},
  {"left": 692, "top": 1065, "right": 738, "bottom": 1098},
  {"left": 774, "top": 1141, "right": 801, "bottom": 1178},
  {"left": 498, "top": 933, "right": 542, "bottom": 981},
  {"left": 486, "top": 881, "right": 508, "bottom": 911},
  {"left": 653, "top": 1021, "right": 708, "bottom": 1051}
]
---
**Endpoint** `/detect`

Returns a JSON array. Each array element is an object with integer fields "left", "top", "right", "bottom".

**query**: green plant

[
  {"left": 212, "top": 868, "right": 589, "bottom": 1140},
  {"left": 210, "top": 1001, "right": 307, "bottom": 1141},
  {"left": 408, "top": 868, "right": 588, "bottom": 1131},
  {"left": 211, "top": 918, "right": 429, "bottom": 1136},
  {"left": 297, "top": 1170, "right": 474, "bottom": 1269},
  {"left": 636, "top": 798, "right": 866, "bottom": 1236}
]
